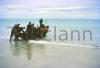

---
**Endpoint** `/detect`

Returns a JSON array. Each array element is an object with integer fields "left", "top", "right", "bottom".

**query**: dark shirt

[
  {"left": 40, "top": 24, "right": 45, "bottom": 28},
  {"left": 27, "top": 24, "right": 33, "bottom": 33}
]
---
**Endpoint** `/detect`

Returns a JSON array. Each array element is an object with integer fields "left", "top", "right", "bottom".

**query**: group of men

[{"left": 10, "top": 18, "right": 49, "bottom": 42}]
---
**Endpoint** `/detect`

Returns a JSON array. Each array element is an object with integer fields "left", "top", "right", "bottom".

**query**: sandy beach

[{"left": 0, "top": 39, "right": 100, "bottom": 68}]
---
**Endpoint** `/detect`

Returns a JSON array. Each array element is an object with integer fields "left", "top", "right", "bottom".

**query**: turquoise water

[
  {"left": 0, "top": 19, "right": 100, "bottom": 68},
  {"left": 0, "top": 19, "right": 100, "bottom": 43}
]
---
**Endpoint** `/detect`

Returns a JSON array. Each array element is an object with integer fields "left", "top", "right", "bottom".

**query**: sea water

[
  {"left": 0, "top": 19, "right": 100, "bottom": 68},
  {"left": 0, "top": 19, "right": 100, "bottom": 44}
]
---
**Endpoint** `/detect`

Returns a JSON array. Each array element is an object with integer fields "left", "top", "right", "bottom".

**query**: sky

[{"left": 0, "top": 0, "right": 100, "bottom": 19}]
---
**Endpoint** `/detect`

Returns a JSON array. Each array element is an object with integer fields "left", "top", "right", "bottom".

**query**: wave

[{"left": 28, "top": 40, "right": 97, "bottom": 49}]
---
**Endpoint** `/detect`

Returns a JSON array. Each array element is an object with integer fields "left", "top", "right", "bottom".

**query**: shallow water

[
  {"left": 0, "top": 39, "right": 100, "bottom": 68},
  {"left": 0, "top": 19, "right": 100, "bottom": 68},
  {"left": 0, "top": 19, "right": 100, "bottom": 43}
]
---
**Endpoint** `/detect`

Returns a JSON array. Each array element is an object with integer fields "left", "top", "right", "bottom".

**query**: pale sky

[{"left": 0, "top": 0, "right": 100, "bottom": 19}]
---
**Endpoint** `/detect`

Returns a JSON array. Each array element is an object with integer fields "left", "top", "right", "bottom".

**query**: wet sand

[{"left": 0, "top": 39, "right": 100, "bottom": 68}]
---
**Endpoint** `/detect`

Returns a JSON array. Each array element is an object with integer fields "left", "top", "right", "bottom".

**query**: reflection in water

[
  {"left": 10, "top": 41, "right": 46, "bottom": 61},
  {"left": 26, "top": 43, "right": 33, "bottom": 60}
]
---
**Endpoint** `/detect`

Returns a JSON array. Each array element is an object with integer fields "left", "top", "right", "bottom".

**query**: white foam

[{"left": 29, "top": 40, "right": 95, "bottom": 48}]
